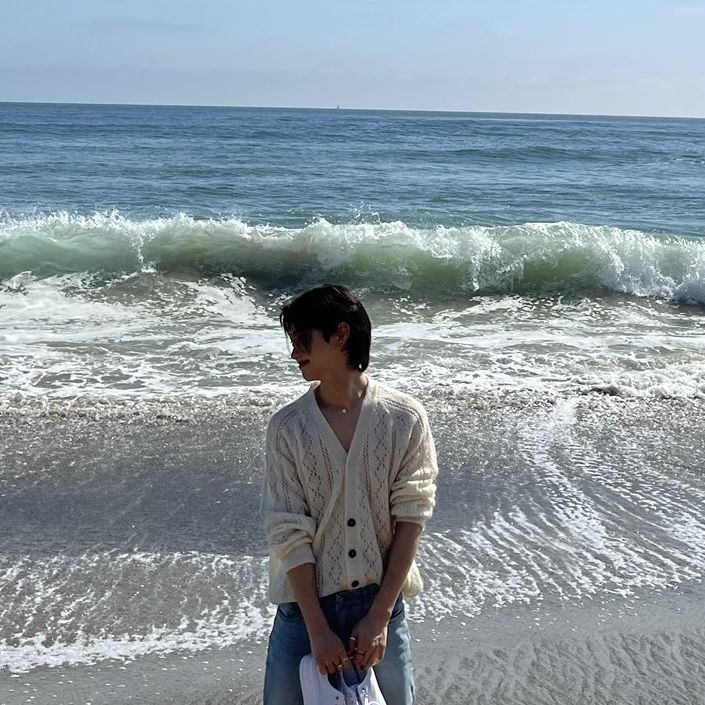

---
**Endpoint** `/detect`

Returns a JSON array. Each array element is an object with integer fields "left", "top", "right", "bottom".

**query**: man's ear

[{"left": 336, "top": 322, "right": 350, "bottom": 347}]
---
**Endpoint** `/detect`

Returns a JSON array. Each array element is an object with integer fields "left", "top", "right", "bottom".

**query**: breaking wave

[{"left": 1, "top": 211, "right": 705, "bottom": 304}]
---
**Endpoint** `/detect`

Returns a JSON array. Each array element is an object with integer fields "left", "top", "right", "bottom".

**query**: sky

[{"left": 0, "top": 0, "right": 704, "bottom": 117}]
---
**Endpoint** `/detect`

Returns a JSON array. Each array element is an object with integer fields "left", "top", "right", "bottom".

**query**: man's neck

[{"left": 315, "top": 372, "right": 368, "bottom": 409}]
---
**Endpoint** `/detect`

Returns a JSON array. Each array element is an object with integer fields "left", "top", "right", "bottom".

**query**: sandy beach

[{"left": 1, "top": 390, "right": 704, "bottom": 704}]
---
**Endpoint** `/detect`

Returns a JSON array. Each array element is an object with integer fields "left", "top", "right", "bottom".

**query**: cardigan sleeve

[
  {"left": 390, "top": 406, "right": 438, "bottom": 527},
  {"left": 263, "top": 415, "right": 316, "bottom": 572}
]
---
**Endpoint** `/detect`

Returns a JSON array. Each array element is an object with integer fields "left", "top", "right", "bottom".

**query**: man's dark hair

[{"left": 279, "top": 285, "right": 372, "bottom": 371}]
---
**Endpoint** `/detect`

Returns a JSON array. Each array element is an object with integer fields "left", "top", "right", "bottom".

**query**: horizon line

[{"left": 1, "top": 99, "right": 703, "bottom": 121}]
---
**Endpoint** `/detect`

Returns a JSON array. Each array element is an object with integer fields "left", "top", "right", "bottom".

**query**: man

[{"left": 262, "top": 284, "right": 438, "bottom": 705}]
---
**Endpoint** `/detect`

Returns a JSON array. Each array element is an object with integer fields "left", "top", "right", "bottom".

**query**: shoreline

[{"left": 1, "top": 580, "right": 703, "bottom": 704}]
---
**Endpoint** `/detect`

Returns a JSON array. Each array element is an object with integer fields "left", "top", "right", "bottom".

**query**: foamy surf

[
  {"left": 414, "top": 397, "right": 705, "bottom": 622},
  {"left": 0, "top": 551, "right": 273, "bottom": 674},
  {"left": 2, "top": 268, "right": 705, "bottom": 402}
]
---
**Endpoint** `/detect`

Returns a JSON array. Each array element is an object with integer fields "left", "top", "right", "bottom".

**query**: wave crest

[{"left": 1, "top": 212, "right": 704, "bottom": 304}]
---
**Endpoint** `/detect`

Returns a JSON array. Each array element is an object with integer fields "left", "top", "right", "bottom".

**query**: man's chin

[{"left": 300, "top": 368, "right": 322, "bottom": 383}]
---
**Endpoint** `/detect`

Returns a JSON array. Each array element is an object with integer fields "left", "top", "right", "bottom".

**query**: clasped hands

[{"left": 311, "top": 611, "right": 388, "bottom": 675}]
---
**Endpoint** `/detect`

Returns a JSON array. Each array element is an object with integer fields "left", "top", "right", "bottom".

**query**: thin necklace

[
  {"left": 321, "top": 393, "right": 361, "bottom": 414},
  {"left": 317, "top": 382, "right": 367, "bottom": 414}
]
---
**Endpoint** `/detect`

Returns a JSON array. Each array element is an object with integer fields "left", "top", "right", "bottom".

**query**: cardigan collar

[{"left": 304, "top": 375, "right": 377, "bottom": 466}]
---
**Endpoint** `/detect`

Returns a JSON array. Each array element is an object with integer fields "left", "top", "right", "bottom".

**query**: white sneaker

[
  {"left": 338, "top": 663, "right": 387, "bottom": 705},
  {"left": 299, "top": 654, "right": 345, "bottom": 705},
  {"left": 339, "top": 662, "right": 365, "bottom": 705},
  {"left": 346, "top": 667, "right": 386, "bottom": 705}
]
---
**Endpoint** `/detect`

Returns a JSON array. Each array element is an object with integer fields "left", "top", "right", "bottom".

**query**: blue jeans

[{"left": 263, "top": 583, "right": 415, "bottom": 705}]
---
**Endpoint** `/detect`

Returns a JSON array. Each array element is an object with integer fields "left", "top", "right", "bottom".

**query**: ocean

[{"left": 1, "top": 102, "right": 704, "bottom": 704}]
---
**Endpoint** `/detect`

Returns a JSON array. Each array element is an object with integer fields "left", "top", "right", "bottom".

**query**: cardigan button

[
  {"left": 351, "top": 580, "right": 359, "bottom": 588},
  {"left": 347, "top": 518, "right": 356, "bottom": 527},
  {"left": 348, "top": 549, "right": 356, "bottom": 558}
]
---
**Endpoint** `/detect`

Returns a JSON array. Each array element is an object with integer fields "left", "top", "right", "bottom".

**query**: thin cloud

[
  {"left": 672, "top": 4, "right": 705, "bottom": 16},
  {"left": 77, "top": 18, "right": 203, "bottom": 33}
]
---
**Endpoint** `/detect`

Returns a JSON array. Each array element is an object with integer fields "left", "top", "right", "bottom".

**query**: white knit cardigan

[{"left": 263, "top": 376, "right": 438, "bottom": 604}]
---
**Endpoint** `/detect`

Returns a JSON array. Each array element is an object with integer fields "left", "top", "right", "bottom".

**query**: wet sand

[{"left": 1, "top": 391, "right": 704, "bottom": 704}]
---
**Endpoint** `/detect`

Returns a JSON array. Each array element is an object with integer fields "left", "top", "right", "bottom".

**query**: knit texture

[{"left": 263, "top": 376, "right": 438, "bottom": 604}]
